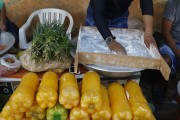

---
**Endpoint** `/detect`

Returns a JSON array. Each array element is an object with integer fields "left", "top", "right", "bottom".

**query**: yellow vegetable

[
  {"left": 59, "top": 73, "right": 80, "bottom": 109},
  {"left": 25, "top": 101, "right": 46, "bottom": 120},
  {"left": 0, "top": 113, "right": 6, "bottom": 120},
  {"left": 0, "top": 114, "right": 14, "bottom": 120},
  {"left": 81, "top": 71, "right": 102, "bottom": 114},
  {"left": 108, "top": 82, "right": 132, "bottom": 120},
  {"left": 91, "top": 85, "right": 111, "bottom": 120},
  {"left": 124, "top": 80, "right": 156, "bottom": 120},
  {"left": 22, "top": 117, "right": 31, "bottom": 120},
  {"left": 1, "top": 101, "right": 24, "bottom": 120},
  {"left": 10, "top": 72, "right": 39, "bottom": 112},
  {"left": 36, "top": 71, "right": 58, "bottom": 108},
  {"left": 69, "top": 105, "right": 90, "bottom": 120}
]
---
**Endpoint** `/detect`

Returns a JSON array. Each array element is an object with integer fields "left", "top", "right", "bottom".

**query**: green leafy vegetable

[{"left": 31, "top": 21, "right": 73, "bottom": 63}]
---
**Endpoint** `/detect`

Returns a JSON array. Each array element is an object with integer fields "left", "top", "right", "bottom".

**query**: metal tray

[
  {"left": 74, "top": 26, "right": 153, "bottom": 77},
  {"left": 85, "top": 64, "right": 141, "bottom": 78}
]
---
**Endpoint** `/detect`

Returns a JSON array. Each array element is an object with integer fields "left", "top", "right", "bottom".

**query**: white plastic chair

[{"left": 19, "top": 8, "right": 74, "bottom": 49}]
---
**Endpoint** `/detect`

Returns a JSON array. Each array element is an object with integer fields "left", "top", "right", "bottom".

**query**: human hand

[
  {"left": 108, "top": 40, "right": 127, "bottom": 55},
  {"left": 144, "top": 33, "right": 158, "bottom": 49}
]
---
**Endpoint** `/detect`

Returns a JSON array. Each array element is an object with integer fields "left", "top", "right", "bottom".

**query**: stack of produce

[
  {"left": 124, "top": 80, "right": 156, "bottom": 120},
  {"left": 69, "top": 104, "right": 90, "bottom": 120},
  {"left": 36, "top": 71, "right": 58, "bottom": 108},
  {"left": 80, "top": 71, "right": 102, "bottom": 114},
  {"left": 0, "top": 72, "right": 39, "bottom": 119},
  {"left": 0, "top": 101, "right": 24, "bottom": 120},
  {"left": 0, "top": 71, "right": 156, "bottom": 120},
  {"left": 59, "top": 73, "right": 80, "bottom": 109},
  {"left": 108, "top": 82, "right": 132, "bottom": 120},
  {"left": 91, "top": 85, "right": 111, "bottom": 120},
  {"left": 24, "top": 101, "right": 46, "bottom": 120}
]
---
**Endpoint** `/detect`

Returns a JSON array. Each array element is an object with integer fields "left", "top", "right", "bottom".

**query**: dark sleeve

[
  {"left": 140, "top": 0, "right": 153, "bottom": 16},
  {"left": 91, "top": 0, "right": 112, "bottom": 40}
]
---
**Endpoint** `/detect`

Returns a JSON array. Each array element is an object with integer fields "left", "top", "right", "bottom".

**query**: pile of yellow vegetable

[{"left": 0, "top": 71, "right": 156, "bottom": 120}]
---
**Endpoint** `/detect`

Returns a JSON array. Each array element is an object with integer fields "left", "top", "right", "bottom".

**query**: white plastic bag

[
  {"left": 20, "top": 49, "right": 72, "bottom": 72},
  {"left": 0, "top": 54, "right": 21, "bottom": 76}
]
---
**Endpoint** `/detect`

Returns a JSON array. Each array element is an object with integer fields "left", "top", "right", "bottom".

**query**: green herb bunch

[{"left": 31, "top": 21, "right": 73, "bottom": 63}]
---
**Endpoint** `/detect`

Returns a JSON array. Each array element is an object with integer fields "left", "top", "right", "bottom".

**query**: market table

[
  {"left": 0, "top": 64, "right": 87, "bottom": 81},
  {"left": 0, "top": 64, "right": 141, "bottom": 81},
  {"left": 0, "top": 63, "right": 141, "bottom": 94}
]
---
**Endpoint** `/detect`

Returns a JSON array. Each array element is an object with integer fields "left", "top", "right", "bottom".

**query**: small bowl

[{"left": 0, "top": 32, "right": 15, "bottom": 56}]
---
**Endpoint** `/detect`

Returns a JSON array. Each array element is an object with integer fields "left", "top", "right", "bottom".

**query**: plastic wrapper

[
  {"left": 20, "top": 49, "right": 72, "bottom": 72},
  {"left": 0, "top": 54, "right": 21, "bottom": 77}
]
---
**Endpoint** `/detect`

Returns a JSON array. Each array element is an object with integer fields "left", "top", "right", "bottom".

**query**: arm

[
  {"left": 0, "top": 3, "right": 6, "bottom": 31},
  {"left": 140, "top": 0, "right": 157, "bottom": 48},
  {"left": 143, "top": 15, "right": 157, "bottom": 49},
  {"left": 91, "top": 0, "right": 126, "bottom": 54},
  {"left": 91, "top": 0, "right": 112, "bottom": 39},
  {"left": 162, "top": 18, "right": 180, "bottom": 62},
  {"left": 143, "top": 15, "right": 153, "bottom": 35}
]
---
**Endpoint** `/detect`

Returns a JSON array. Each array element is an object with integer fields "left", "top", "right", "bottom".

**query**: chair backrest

[
  {"left": 29, "top": 8, "right": 73, "bottom": 38},
  {"left": 19, "top": 8, "right": 73, "bottom": 49}
]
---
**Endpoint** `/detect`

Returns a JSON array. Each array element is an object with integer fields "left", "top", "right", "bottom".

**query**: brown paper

[{"left": 75, "top": 52, "right": 170, "bottom": 80}]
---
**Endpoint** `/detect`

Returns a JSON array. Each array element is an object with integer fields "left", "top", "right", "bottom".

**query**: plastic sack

[
  {"left": 20, "top": 49, "right": 72, "bottom": 72},
  {"left": 0, "top": 54, "right": 21, "bottom": 77}
]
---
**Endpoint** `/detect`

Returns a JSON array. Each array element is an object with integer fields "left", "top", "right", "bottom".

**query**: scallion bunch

[{"left": 31, "top": 21, "right": 73, "bottom": 63}]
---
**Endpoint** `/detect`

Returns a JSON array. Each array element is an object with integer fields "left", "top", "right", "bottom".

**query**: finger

[
  {"left": 116, "top": 51, "right": 126, "bottom": 55},
  {"left": 112, "top": 46, "right": 124, "bottom": 54},
  {"left": 150, "top": 39, "right": 158, "bottom": 50},
  {"left": 115, "top": 48, "right": 126, "bottom": 55},
  {"left": 145, "top": 41, "right": 150, "bottom": 48},
  {"left": 153, "top": 40, "right": 158, "bottom": 49},
  {"left": 110, "top": 46, "right": 121, "bottom": 53},
  {"left": 153, "top": 43, "right": 158, "bottom": 49},
  {"left": 117, "top": 47, "right": 127, "bottom": 55},
  {"left": 120, "top": 51, "right": 127, "bottom": 55}
]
